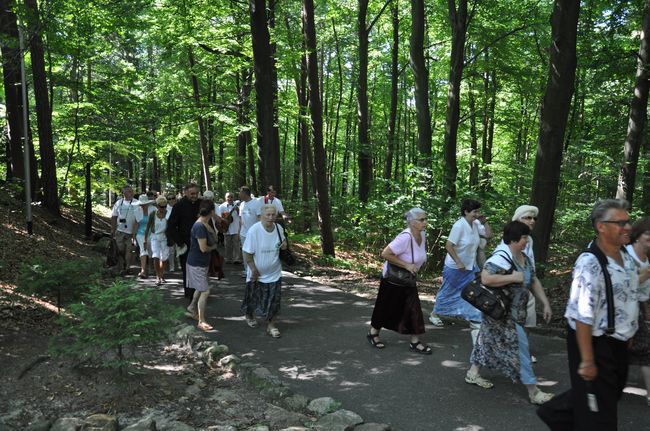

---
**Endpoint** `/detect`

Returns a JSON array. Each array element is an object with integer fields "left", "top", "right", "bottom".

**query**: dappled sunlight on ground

[{"left": 441, "top": 359, "right": 468, "bottom": 369}]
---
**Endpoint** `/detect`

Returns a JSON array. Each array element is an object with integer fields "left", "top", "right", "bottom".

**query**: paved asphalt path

[{"left": 147, "top": 265, "right": 649, "bottom": 431}]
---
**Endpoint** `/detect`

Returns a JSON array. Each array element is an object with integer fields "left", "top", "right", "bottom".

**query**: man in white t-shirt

[
  {"left": 239, "top": 186, "right": 263, "bottom": 271},
  {"left": 218, "top": 192, "right": 242, "bottom": 264},
  {"left": 110, "top": 185, "right": 137, "bottom": 274},
  {"left": 262, "top": 185, "right": 289, "bottom": 223}
]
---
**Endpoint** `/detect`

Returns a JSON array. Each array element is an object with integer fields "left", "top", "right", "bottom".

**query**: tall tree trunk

[
  {"left": 0, "top": 0, "right": 24, "bottom": 180},
  {"left": 302, "top": 0, "right": 335, "bottom": 255},
  {"left": 530, "top": 0, "right": 580, "bottom": 264},
  {"left": 187, "top": 47, "right": 212, "bottom": 191},
  {"left": 616, "top": 0, "right": 650, "bottom": 205},
  {"left": 357, "top": 0, "right": 372, "bottom": 202},
  {"left": 410, "top": 0, "right": 432, "bottom": 170},
  {"left": 468, "top": 81, "right": 479, "bottom": 188},
  {"left": 481, "top": 69, "right": 496, "bottom": 193},
  {"left": 384, "top": 0, "right": 399, "bottom": 190},
  {"left": 250, "top": 0, "right": 280, "bottom": 194},
  {"left": 329, "top": 18, "right": 344, "bottom": 186},
  {"left": 140, "top": 150, "right": 147, "bottom": 192},
  {"left": 443, "top": 0, "right": 467, "bottom": 200},
  {"left": 236, "top": 69, "right": 252, "bottom": 189},
  {"left": 25, "top": 0, "right": 59, "bottom": 214}
]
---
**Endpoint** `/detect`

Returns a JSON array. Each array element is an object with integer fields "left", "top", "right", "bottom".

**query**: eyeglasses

[
  {"left": 521, "top": 216, "right": 538, "bottom": 221},
  {"left": 415, "top": 218, "right": 427, "bottom": 222},
  {"left": 158, "top": 205, "right": 167, "bottom": 209},
  {"left": 601, "top": 219, "right": 631, "bottom": 227}
]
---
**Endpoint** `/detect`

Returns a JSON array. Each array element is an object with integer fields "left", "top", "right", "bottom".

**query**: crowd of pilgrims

[{"left": 111, "top": 186, "right": 649, "bottom": 429}]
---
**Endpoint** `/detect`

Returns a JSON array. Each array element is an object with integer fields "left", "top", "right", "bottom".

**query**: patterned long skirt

[{"left": 240, "top": 278, "right": 282, "bottom": 321}]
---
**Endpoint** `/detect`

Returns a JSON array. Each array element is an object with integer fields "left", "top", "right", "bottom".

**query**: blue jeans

[{"left": 516, "top": 323, "right": 536, "bottom": 385}]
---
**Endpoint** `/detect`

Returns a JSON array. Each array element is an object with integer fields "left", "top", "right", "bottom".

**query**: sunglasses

[
  {"left": 158, "top": 205, "right": 167, "bottom": 208},
  {"left": 521, "top": 216, "right": 538, "bottom": 221},
  {"left": 601, "top": 219, "right": 631, "bottom": 227}
]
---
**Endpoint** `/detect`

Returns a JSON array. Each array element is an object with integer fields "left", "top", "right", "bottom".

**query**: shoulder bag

[
  {"left": 461, "top": 251, "right": 514, "bottom": 320},
  {"left": 276, "top": 224, "right": 296, "bottom": 265},
  {"left": 385, "top": 232, "right": 417, "bottom": 288}
]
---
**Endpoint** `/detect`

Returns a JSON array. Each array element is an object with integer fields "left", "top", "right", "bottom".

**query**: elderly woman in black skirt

[{"left": 367, "top": 207, "right": 431, "bottom": 354}]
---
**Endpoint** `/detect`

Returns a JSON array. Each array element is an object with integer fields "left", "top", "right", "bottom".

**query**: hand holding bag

[
  {"left": 276, "top": 224, "right": 296, "bottom": 265},
  {"left": 461, "top": 251, "right": 514, "bottom": 320},
  {"left": 385, "top": 232, "right": 417, "bottom": 288}
]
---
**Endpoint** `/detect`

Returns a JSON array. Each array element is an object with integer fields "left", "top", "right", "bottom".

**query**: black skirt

[{"left": 370, "top": 277, "right": 425, "bottom": 335}]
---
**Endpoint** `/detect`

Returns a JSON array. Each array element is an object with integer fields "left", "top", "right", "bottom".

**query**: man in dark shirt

[{"left": 167, "top": 183, "right": 200, "bottom": 299}]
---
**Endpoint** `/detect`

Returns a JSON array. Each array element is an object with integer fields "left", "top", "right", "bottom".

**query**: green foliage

[
  {"left": 51, "top": 280, "right": 182, "bottom": 371},
  {"left": 16, "top": 257, "right": 103, "bottom": 309}
]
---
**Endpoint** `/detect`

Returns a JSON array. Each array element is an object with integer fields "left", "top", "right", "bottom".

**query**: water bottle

[{"left": 585, "top": 381, "right": 599, "bottom": 413}]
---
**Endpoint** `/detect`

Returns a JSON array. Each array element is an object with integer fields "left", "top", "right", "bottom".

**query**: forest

[{"left": 2, "top": 0, "right": 650, "bottom": 270}]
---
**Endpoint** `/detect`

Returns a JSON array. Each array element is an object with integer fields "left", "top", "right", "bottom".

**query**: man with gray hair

[{"left": 538, "top": 199, "right": 650, "bottom": 430}]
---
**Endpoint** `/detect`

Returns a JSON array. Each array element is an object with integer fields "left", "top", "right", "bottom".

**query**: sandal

[
  {"left": 366, "top": 331, "right": 385, "bottom": 349},
  {"left": 529, "top": 389, "right": 554, "bottom": 405},
  {"left": 465, "top": 370, "right": 494, "bottom": 389},
  {"left": 409, "top": 341, "right": 432, "bottom": 355},
  {"left": 246, "top": 317, "right": 258, "bottom": 328},
  {"left": 197, "top": 321, "right": 213, "bottom": 331}
]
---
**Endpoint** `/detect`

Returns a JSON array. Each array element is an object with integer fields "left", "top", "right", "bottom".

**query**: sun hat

[
  {"left": 134, "top": 194, "right": 155, "bottom": 206},
  {"left": 512, "top": 205, "right": 539, "bottom": 221}
]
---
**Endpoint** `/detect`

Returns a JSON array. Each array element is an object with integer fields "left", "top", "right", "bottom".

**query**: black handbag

[
  {"left": 461, "top": 251, "right": 514, "bottom": 320},
  {"left": 276, "top": 224, "right": 296, "bottom": 265},
  {"left": 385, "top": 232, "right": 417, "bottom": 288}
]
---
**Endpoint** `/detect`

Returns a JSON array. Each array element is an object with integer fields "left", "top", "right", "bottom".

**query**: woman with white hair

[
  {"left": 510, "top": 205, "right": 552, "bottom": 363},
  {"left": 240, "top": 204, "right": 287, "bottom": 338},
  {"left": 367, "top": 207, "right": 432, "bottom": 354}
]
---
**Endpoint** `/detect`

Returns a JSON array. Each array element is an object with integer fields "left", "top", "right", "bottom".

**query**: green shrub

[
  {"left": 16, "top": 257, "right": 103, "bottom": 310},
  {"left": 51, "top": 280, "right": 182, "bottom": 371}
]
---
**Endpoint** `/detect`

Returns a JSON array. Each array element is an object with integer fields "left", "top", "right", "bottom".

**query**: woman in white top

[
  {"left": 145, "top": 196, "right": 171, "bottom": 285},
  {"left": 627, "top": 217, "right": 650, "bottom": 406},
  {"left": 430, "top": 199, "right": 485, "bottom": 329},
  {"left": 240, "top": 204, "right": 287, "bottom": 338}
]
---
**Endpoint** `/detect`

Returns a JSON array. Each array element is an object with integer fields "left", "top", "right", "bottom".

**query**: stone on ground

[
  {"left": 313, "top": 410, "right": 363, "bottom": 431},
  {"left": 308, "top": 397, "right": 341, "bottom": 416}
]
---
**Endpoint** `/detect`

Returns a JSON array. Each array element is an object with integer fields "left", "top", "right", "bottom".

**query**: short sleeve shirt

[
  {"left": 444, "top": 217, "right": 480, "bottom": 269},
  {"left": 565, "top": 250, "right": 650, "bottom": 341},
  {"left": 218, "top": 202, "right": 241, "bottom": 235},
  {"left": 242, "top": 222, "right": 283, "bottom": 283},
  {"left": 382, "top": 229, "right": 427, "bottom": 276},
  {"left": 111, "top": 198, "right": 137, "bottom": 234},
  {"left": 187, "top": 222, "right": 214, "bottom": 267},
  {"left": 240, "top": 198, "right": 263, "bottom": 238}
]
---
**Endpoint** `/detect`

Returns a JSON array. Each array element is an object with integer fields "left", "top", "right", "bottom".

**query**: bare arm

[
  {"left": 575, "top": 320, "right": 597, "bottom": 381},
  {"left": 244, "top": 251, "right": 259, "bottom": 281},
  {"left": 530, "top": 276, "right": 552, "bottom": 322},
  {"left": 480, "top": 268, "right": 524, "bottom": 287},
  {"left": 445, "top": 240, "right": 466, "bottom": 271},
  {"left": 381, "top": 245, "right": 417, "bottom": 274},
  {"left": 197, "top": 237, "right": 217, "bottom": 253}
]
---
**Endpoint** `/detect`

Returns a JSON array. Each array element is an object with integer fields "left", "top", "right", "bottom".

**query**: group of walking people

[
  {"left": 367, "top": 198, "right": 650, "bottom": 429},
  {"left": 110, "top": 183, "right": 290, "bottom": 336}
]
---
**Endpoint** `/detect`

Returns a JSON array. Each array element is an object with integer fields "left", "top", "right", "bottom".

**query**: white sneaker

[
  {"left": 429, "top": 314, "right": 444, "bottom": 327},
  {"left": 531, "top": 355, "right": 538, "bottom": 363}
]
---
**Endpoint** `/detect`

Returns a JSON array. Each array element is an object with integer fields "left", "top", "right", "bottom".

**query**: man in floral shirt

[{"left": 539, "top": 199, "right": 650, "bottom": 430}]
